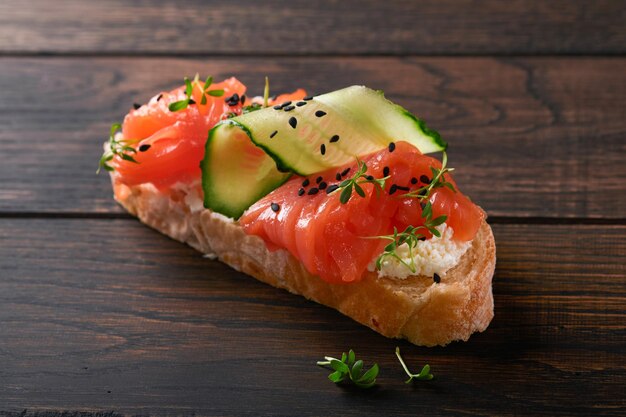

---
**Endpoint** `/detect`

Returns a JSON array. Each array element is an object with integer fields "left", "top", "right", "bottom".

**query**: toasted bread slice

[{"left": 112, "top": 180, "right": 495, "bottom": 346}]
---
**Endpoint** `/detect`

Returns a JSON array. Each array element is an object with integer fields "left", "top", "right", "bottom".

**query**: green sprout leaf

[
  {"left": 352, "top": 360, "right": 364, "bottom": 379},
  {"left": 329, "top": 371, "right": 346, "bottom": 383},
  {"left": 184, "top": 77, "right": 193, "bottom": 97},
  {"left": 339, "top": 184, "right": 353, "bottom": 204},
  {"left": 354, "top": 183, "right": 366, "bottom": 198},
  {"left": 430, "top": 215, "right": 447, "bottom": 228},
  {"left": 110, "top": 122, "right": 121, "bottom": 137},
  {"left": 348, "top": 350, "right": 356, "bottom": 366},
  {"left": 203, "top": 76, "right": 213, "bottom": 91},
  {"left": 168, "top": 100, "right": 189, "bottom": 112}
]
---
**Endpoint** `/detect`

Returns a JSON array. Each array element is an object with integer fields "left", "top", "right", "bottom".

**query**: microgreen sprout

[
  {"left": 168, "top": 75, "right": 224, "bottom": 112},
  {"left": 328, "top": 159, "right": 388, "bottom": 204},
  {"left": 97, "top": 123, "right": 139, "bottom": 173},
  {"left": 317, "top": 349, "right": 379, "bottom": 388},
  {"left": 400, "top": 152, "right": 456, "bottom": 199},
  {"left": 395, "top": 347, "right": 433, "bottom": 383}
]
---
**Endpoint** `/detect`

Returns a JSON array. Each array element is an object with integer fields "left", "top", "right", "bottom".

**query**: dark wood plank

[
  {"left": 0, "top": 219, "right": 624, "bottom": 415},
  {"left": 0, "top": 57, "right": 624, "bottom": 218},
  {"left": 0, "top": 1, "right": 624, "bottom": 55}
]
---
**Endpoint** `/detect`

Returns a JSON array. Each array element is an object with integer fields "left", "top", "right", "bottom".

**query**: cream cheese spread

[{"left": 368, "top": 224, "right": 471, "bottom": 279}]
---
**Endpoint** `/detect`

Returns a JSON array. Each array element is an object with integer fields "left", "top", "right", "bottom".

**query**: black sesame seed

[
  {"left": 418, "top": 188, "right": 427, "bottom": 197},
  {"left": 307, "top": 187, "right": 319, "bottom": 195},
  {"left": 433, "top": 273, "right": 441, "bottom": 283},
  {"left": 320, "top": 144, "right": 326, "bottom": 155},
  {"left": 389, "top": 184, "right": 398, "bottom": 195},
  {"left": 273, "top": 105, "right": 282, "bottom": 110},
  {"left": 282, "top": 101, "right": 292, "bottom": 106},
  {"left": 288, "top": 117, "right": 297, "bottom": 129},
  {"left": 298, "top": 188, "right": 305, "bottom": 196},
  {"left": 330, "top": 134, "right": 340, "bottom": 143},
  {"left": 303, "top": 95, "right": 313, "bottom": 101},
  {"left": 420, "top": 202, "right": 427, "bottom": 210},
  {"left": 318, "top": 181, "right": 328, "bottom": 190},
  {"left": 411, "top": 177, "right": 418, "bottom": 184},
  {"left": 139, "top": 144, "right": 151, "bottom": 152},
  {"left": 302, "top": 178, "right": 310, "bottom": 187},
  {"left": 388, "top": 142, "right": 396, "bottom": 152},
  {"left": 383, "top": 166, "right": 390, "bottom": 177},
  {"left": 240, "top": 95, "right": 246, "bottom": 105},
  {"left": 296, "top": 101, "right": 307, "bottom": 107},
  {"left": 133, "top": 103, "right": 141, "bottom": 110},
  {"left": 157, "top": 94, "right": 163, "bottom": 101},
  {"left": 341, "top": 167, "right": 351, "bottom": 177},
  {"left": 326, "top": 184, "right": 340, "bottom": 194},
  {"left": 316, "top": 176, "right": 323, "bottom": 184},
  {"left": 315, "top": 110, "right": 327, "bottom": 118},
  {"left": 270, "top": 130, "right": 278, "bottom": 138},
  {"left": 420, "top": 175, "right": 431, "bottom": 184},
  {"left": 188, "top": 98, "right": 196, "bottom": 105},
  {"left": 271, "top": 203, "right": 280, "bottom": 212},
  {"left": 419, "top": 236, "right": 426, "bottom": 241},
  {"left": 335, "top": 172, "right": 342, "bottom": 181},
  {"left": 366, "top": 175, "right": 374, "bottom": 181},
  {"left": 225, "top": 93, "right": 240, "bottom": 106},
  {"left": 283, "top": 105, "right": 295, "bottom": 111},
  {"left": 396, "top": 185, "right": 410, "bottom": 191}
]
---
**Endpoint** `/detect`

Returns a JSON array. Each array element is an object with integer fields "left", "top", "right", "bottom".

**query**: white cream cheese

[{"left": 367, "top": 224, "right": 471, "bottom": 279}]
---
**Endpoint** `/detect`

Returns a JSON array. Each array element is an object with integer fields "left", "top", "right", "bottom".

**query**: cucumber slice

[
  {"left": 202, "top": 85, "right": 446, "bottom": 218},
  {"left": 202, "top": 122, "right": 291, "bottom": 219},
  {"left": 228, "top": 85, "right": 445, "bottom": 175}
]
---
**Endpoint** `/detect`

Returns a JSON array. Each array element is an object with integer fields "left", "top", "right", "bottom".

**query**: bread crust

[{"left": 113, "top": 180, "right": 495, "bottom": 346}]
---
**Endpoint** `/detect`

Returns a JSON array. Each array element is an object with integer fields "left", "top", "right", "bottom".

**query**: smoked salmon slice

[
  {"left": 112, "top": 77, "right": 305, "bottom": 189},
  {"left": 240, "top": 141, "right": 484, "bottom": 284}
]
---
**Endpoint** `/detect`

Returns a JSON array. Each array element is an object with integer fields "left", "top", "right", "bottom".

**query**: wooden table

[{"left": 1, "top": 1, "right": 624, "bottom": 415}]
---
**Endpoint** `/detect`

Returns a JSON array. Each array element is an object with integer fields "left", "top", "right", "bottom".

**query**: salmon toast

[{"left": 101, "top": 78, "right": 495, "bottom": 346}]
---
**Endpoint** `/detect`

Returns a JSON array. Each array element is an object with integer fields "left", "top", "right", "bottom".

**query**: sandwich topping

[{"left": 103, "top": 79, "right": 485, "bottom": 285}]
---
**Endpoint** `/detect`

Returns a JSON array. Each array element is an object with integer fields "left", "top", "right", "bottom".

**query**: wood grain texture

[
  {"left": 1, "top": 2, "right": 623, "bottom": 416},
  {"left": 0, "top": 57, "right": 624, "bottom": 218},
  {"left": 0, "top": 0, "right": 624, "bottom": 55},
  {"left": 0, "top": 219, "right": 624, "bottom": 415}
]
